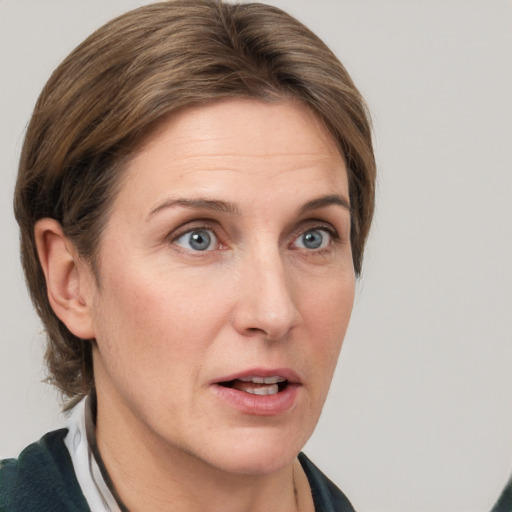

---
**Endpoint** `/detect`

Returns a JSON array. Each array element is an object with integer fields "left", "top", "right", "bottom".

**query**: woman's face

[{"left": 86, "top": 99, "right": 355, "bottom": 475}]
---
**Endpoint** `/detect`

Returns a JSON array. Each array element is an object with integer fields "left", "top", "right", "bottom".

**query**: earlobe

[{"left": 34, "top": 218, "right": 96, "bottom": 340}]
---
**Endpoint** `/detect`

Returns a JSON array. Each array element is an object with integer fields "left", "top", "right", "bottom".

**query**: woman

[{"left": 0, "top": 1, "right": 375, "bottom": 510}]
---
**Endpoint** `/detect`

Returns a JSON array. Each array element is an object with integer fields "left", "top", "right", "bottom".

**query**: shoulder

[
  {"left": 0, "top": 429, "right": 89, "bottom": 512},
  {"left": 298, "top": 452, "right": 357, "bottom": 512},
  {"left": 491, "top": 473, "right": 512, "bottom": 512}
]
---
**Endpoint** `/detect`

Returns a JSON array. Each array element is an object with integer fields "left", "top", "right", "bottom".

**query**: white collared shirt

[{"left": 63, "top": 397, "right": 122, "bottom": 512}]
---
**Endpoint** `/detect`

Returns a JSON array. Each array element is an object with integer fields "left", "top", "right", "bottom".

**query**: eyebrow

[
  {"left": 299, "top": 194, "right": 351, "bottom": 214},
  {"left": 147, "top": 198, "right": 240, "bottom": 220},
  {"left": 147, "top": 193, "right": 350, "bottom": 221}
]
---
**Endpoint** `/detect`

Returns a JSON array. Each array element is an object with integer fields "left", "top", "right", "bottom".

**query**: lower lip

[{"left": 211, "top": 383, "right": 301, "bottom": 416}]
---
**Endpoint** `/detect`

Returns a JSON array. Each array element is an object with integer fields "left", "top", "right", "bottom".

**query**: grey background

[{"left": 1, "top": 1, "right": 511, "bottom": 511}]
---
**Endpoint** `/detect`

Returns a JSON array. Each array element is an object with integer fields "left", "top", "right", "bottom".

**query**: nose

[{"left": 232, "top": 247, "right": 299, "bottom": 341}]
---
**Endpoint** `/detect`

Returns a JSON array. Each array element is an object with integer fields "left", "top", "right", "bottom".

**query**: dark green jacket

[
  {"left": 491, "top": 474, "right": 512, "bottom": 512},
  {"left": 0, "top": 429, "right": 356, "bottom": 511}
]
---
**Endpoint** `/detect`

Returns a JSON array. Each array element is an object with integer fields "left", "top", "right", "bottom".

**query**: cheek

[
  {"left": 92, "top": 263, "right": 227, "bottom": 376},
  {"left": 91, "top": 273, "right": 214, "bottom": 420},
  {"left": 300, "top": 273, "right": 355, "bottom": 382},
  {"left": 305, "top": 270, "right": 354, "bottom": 334}
]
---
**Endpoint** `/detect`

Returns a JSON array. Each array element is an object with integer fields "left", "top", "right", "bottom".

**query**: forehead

[{"left": 115, "top": 98, "right": 348, "bottom": 213}]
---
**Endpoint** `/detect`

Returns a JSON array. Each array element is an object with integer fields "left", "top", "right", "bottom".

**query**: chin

[
  {"left": 196, "top": 425, "right": 313, "bottom": 476},
  {"left": 211, "top": 448, "right": 297, "bottom": 476}
]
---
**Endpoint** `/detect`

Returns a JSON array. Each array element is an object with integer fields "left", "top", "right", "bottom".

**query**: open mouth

[
  {"left": 218, "top": 376, "right": 289, "bottom": 396},
  {"left": 212, "top": 370, "right": 301, "bottom": 415}
]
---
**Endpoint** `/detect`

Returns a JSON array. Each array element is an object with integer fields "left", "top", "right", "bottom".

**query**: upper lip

[{"left": 212, "top": 367, "right": 302, "bottom": 385}]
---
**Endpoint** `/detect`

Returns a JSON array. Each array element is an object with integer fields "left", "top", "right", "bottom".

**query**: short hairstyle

[{"left": 14, "top": 0, "right": 376, "bottom": 403}]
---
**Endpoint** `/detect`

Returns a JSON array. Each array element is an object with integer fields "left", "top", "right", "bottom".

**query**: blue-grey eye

[
  {"left": 175, "top": 229, "right": 217, "bottom": 251},
  {"left": 294, "top": 229, "right": 330, "bottom": 250}
]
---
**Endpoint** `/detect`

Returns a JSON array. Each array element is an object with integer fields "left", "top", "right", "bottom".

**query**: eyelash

[
  {"left": 170, "top": 221, "right": 221, "bottom": 254},
  {"left": 290, "top": 222, "right": 339, "bottom": 245},
  {"left": 169, "top": 220, "right": 340, "bottom": 254}
]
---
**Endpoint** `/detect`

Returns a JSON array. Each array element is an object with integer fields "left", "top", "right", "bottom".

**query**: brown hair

[{"left": 14, "top": 0, "right": 376, "bottom": 403}]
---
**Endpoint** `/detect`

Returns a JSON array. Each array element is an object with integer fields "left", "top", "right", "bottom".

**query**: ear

[{"left": 34, "top": 218, "right": 96, "bottom": 340}]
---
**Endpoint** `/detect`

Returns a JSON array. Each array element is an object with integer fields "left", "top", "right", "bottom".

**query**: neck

[{"left": 93, "top": 389, "right": 307, "bottom": 512}]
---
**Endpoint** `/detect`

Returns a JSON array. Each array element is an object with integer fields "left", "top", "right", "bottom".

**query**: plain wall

[{"left": 1, "top": 1, "right": 511, "bottom": 511}]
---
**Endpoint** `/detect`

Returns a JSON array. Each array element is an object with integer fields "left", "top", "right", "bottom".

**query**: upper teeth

[{"left": 238, "top": 376, "right": 286, "bottom": 384}]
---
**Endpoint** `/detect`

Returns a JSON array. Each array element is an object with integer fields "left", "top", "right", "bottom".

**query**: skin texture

[{"left": 36, "top": 99, "right": 355, "bottom": 511}]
